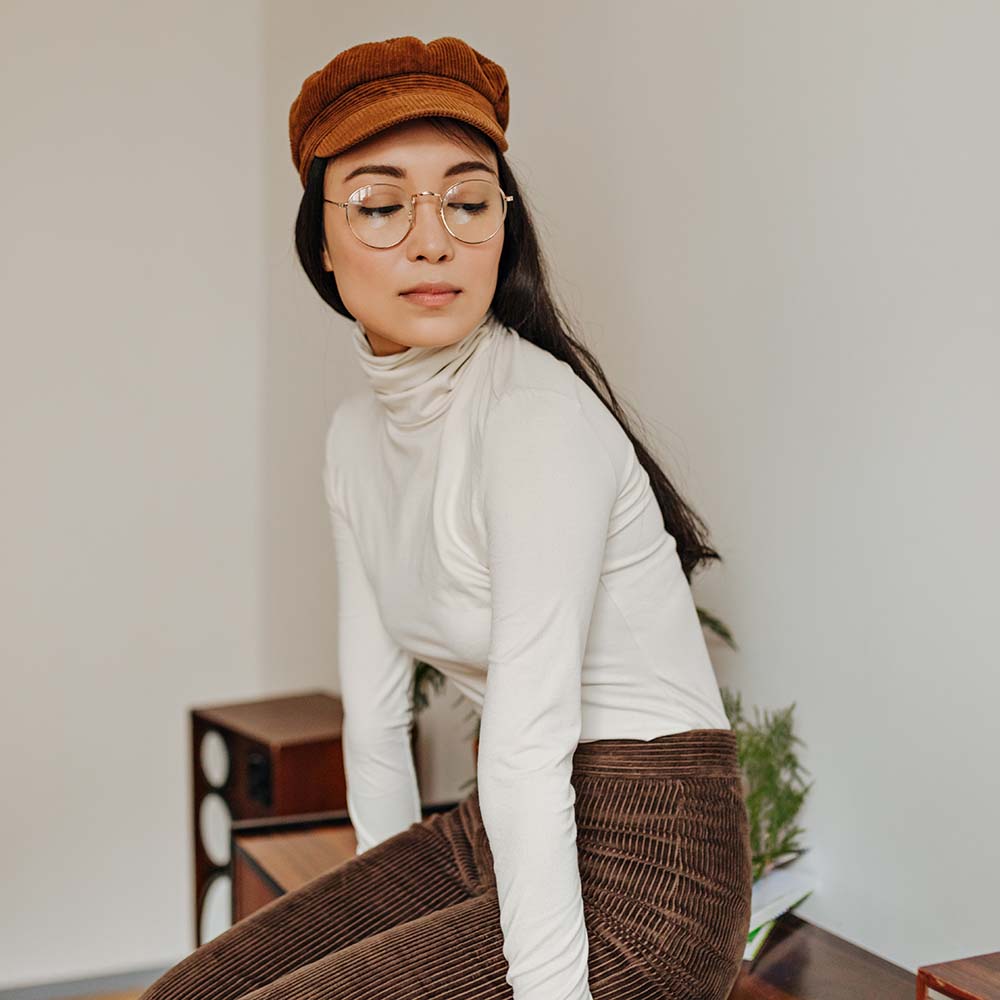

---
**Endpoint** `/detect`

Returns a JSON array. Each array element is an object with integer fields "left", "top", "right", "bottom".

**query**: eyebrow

[{"left": 341, "top": 159, "right": 497, "bottom": 184}]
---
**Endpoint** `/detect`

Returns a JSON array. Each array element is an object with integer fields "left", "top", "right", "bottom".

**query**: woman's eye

[
  {"left": 448, "top": 201, "right": 489, "bottom": 215},
  {"left": 359, "top": 204, "right": 404, "bottom": 217}
]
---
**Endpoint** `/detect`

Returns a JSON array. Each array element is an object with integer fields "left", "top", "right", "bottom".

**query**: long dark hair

[{"left": 294, "top": 117, "right": 721, "bottom": 582}]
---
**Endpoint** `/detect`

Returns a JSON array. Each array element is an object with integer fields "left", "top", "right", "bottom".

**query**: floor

[{"left": 75, "top": 992, "right": 143, "bottom": 1000}]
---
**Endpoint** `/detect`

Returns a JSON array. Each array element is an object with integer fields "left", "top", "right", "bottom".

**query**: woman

[{"left": 141, "top": 34, "right": 751, "bottom": 1000}]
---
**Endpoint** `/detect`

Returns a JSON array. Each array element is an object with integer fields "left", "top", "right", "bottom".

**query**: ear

[{"left": 322, "top": 246, "right": 333, "bottom": 272}]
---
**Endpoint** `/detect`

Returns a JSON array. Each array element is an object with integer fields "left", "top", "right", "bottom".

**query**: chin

[{"left": 398, "top": 304, "right": 476, "bottom": 339}]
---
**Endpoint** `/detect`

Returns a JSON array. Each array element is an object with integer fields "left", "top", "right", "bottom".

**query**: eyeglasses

[{"left": 324, "top": 180, "right": 514, "bottom": 249}]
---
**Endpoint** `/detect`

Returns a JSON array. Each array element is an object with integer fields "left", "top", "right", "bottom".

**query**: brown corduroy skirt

[{"left": 140, "top": 728, "right": 752, "bottom": 1000}]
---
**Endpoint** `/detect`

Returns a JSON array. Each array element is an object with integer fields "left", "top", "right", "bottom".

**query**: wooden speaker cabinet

[{"left": 190, "top": 690, "right": 351, "bottom": 946}]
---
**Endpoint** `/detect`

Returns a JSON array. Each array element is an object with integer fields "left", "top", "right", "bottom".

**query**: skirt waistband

[{"left": 571, "top": 727, "right": 741, "bottom": 780}]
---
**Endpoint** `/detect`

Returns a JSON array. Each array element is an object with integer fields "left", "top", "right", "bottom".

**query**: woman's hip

[
  {"left": 572, "top": 730, "right": 751, "bottom": 972},
  {"left": 453, "top": 727, "right": 752, "bottom": 995}
]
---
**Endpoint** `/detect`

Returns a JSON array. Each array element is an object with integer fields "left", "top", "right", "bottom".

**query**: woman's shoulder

[
  {"left": 323, "top": 389, "right": 379, "bottom": 495},
  {"left": 481, "top": 328, "right": 632, "bottom": 486},
  {"left": 328, "top": 386, "right": 376, "bottom": 431},
  {"left": 486, "top": 325, "right": 580, "bottom": 405}
]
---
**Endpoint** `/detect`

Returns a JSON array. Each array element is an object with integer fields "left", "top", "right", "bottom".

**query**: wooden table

[
  {"left": 728, "top": 912, "right": 914, "bottom": 999},
  {"left": 917, "top": 951, "right": 1000, "bottom": 1000},
  {"left": 231, "top": 806, "right": 917, "bottom": 999}
]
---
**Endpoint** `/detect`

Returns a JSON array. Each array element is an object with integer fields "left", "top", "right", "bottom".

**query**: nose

[{"left": 405, "top": 192, "right": 454, "bottom": 261}]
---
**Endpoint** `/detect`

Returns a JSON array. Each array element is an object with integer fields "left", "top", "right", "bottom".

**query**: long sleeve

[
  {"left": 324, "top": 460, "right": 423, "bottom": 855},
  {"left": 476, "top": 386, "right": 618, "bottom": 1000}
]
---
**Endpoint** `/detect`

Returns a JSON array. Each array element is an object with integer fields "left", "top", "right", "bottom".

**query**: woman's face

[{"left": 322, "top": 119, "right": 504, "bottom": 357}]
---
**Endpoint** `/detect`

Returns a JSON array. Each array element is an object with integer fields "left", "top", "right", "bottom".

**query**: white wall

[
  {"left": 0, "top": 0, "right": 266, "bottom": 987},
  {"left": 3, "top": 0, "right": 998, "bottom": 990}
]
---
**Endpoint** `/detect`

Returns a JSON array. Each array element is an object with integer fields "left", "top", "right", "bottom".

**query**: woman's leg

[
  {"left": 203, "top": 788, "right": 672, "bottom": 1000},
  {"left": 207, "top": 887, "right": 666, "bottom": 1000},
  {"left": 140, "top": 802, "right": 482, "bottom": 1000}
]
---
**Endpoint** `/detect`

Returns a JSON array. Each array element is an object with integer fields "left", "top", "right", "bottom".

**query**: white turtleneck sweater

[{"left": 323, "top": 308, "right": 730, "bottom": 1000}]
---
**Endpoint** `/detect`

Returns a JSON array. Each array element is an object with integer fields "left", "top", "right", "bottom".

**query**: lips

[
  {"left": 399, "top": 282, "right": 461, "bottom": 295},
  {"left": 400, "top": 289, "right": 461, "bottom": 306}
]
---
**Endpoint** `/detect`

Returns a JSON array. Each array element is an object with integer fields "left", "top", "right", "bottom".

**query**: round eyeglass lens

[{"left": 346, "top": 180, "right": 506, "bottom": 247}]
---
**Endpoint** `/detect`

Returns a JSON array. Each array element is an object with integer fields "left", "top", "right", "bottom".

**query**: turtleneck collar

[{"left": 351, "top": 309, "right": 500, "bottom": 428}]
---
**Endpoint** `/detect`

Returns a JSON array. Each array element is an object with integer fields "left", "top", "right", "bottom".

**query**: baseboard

[{"left": 0, "top": 964, "right": 171, "bottom": 1000}]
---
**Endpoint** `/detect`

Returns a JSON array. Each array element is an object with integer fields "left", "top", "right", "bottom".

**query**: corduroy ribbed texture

[
  {"left": 140, "top": 728, "right": 751, "bottom": 1000},
  {"left": 289, "top": 36, "right": 510, "bottom": 188}
]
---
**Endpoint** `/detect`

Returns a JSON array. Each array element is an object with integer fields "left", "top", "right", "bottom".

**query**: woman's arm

[
  {"left": 477, "top": 386, "right": 618, "bottom": 1000},
  {"left": 325, "top": 460, "right": 422, "bottom": 855}
]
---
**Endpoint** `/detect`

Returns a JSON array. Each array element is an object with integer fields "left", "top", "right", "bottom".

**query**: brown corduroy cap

[{"left": 288, "top": 35, "right": 510, "bottom": 189}]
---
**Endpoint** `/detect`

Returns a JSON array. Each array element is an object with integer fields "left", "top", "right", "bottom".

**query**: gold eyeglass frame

[{"left": 324, "top": 180, "right": 514, "bottom": 248}]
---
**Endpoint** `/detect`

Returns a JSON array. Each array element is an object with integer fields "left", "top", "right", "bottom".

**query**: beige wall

[
  {"left": 0, "top": 0, "right": 267, "bottom": 987},
  {"left": 3, "top": 0, "right": 998, "bottom": 990}
]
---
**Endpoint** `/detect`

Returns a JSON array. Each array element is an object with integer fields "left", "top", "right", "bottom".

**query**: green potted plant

[{"left": 720, "top": 687, "right": 812, "bottom": 881}]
